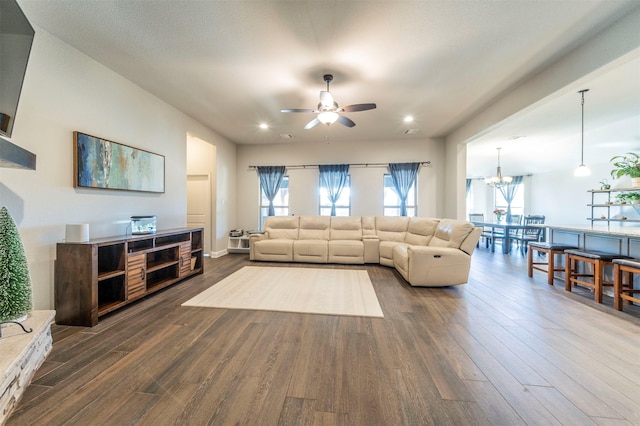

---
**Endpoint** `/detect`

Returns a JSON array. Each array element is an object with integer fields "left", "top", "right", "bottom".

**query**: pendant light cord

[{"left": 579, "top": 89, "right": 589, "bottom": 165}]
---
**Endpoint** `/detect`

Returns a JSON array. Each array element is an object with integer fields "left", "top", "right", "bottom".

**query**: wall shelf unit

[
  {"left": 588, "top": 188, "right": 640, "bottom": 225},
  {"left": 228, "top": 235, "right": 250, "bottom": 253},
  {"left": 55, "top": 227, "right": 204, "bottom": 326}
]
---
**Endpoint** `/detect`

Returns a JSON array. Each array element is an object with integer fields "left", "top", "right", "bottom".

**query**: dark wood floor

[{"left": 8, "top": 248, "right": 640, "bottom": 425}]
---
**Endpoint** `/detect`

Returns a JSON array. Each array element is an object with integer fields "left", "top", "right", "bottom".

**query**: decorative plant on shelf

[
  {"left": 493, "top": 209, "right": 506, "bottom": 221},
  {"left": 626, "top": 192, "right": 640, "bottom": 204},
  {"left": 599, "top": 179, "right": 611, "bottom": 190},
  {"left": 610, "top": 153, "right": 640, "bottom": 186},
  {"left": 0, "top": 207, "right": 32, "bottom": 326},
  {"left": 615, "top": 193, "right": 629, "bottom": 204}
]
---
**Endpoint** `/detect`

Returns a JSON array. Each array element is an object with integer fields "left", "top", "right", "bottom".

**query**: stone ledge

[{"left": 0, "top": 310, "right": 55, "bottom": 425}]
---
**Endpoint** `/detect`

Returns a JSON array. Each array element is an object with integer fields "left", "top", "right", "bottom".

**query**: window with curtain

[
  {"left": 319, "top": 164, "right": 350, "bottom": 216},
  {"left": 495, "top": 179, "right": 524, "bottom": 218},
  {"left": 319, "top": 175, "right": 351, "bottom": 216},
  {"left": 383, "top": 174, "right": 416, "bottom": 216},
  {"left": 259, "top": 176, "right": 289, "bottom": 226}
]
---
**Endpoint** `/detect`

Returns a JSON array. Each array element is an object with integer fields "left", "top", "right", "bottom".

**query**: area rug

[{"left": 182, "top": 266, "right": 384, "bottom": 318}]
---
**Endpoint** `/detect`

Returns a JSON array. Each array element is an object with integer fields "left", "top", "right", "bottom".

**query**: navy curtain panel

[
  {"left": 257, "top": 166, "right": 286, "bottom": 216},
  {"left": 498, "top": 175, "right": 523, "bottom": 222},
  {"left": 388, "top": 162, "right": 420, "bottom": 216},
  {"left": 319, "top": 164, "right": 349, "bottom": 216}
]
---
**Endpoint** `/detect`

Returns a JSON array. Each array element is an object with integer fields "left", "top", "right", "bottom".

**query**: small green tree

[{"left": 0, "top": 206, "right": 32, "bottom": 321}]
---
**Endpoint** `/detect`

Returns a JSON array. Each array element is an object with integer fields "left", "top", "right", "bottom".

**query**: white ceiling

[{"left": 17, "top": 0, "right": 640, "bottom": 177}]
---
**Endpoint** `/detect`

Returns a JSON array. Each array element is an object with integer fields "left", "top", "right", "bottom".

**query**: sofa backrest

[
  {"left": 404, "top": 217, "right": 439, "bottom": 245},
  {"left": 298, "top": 216, "right": 331, "bottom": 240},
  {"left": 264, "top": 216, "right": 300, "bottom": 240},
  {"left": 330, "top": 216, "right": 363, "bottom": 240},
  {"left": 375, "top": 216, "right": 410, "bottom": 241},
  {"left": 428, "top": 218, "right": 475, "bottom": 249},
  {"left": 362, "top": 216, "right": 376, "bottom": 237}
]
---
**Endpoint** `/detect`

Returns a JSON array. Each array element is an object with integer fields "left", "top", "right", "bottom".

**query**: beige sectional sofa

[{"left": 249, "top": 215, "right": 482, "bottom": 287}]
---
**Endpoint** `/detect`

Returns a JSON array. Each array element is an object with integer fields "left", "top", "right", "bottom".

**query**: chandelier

[{"left": 485, "top": 147, "right": 513, "bottom": 187}]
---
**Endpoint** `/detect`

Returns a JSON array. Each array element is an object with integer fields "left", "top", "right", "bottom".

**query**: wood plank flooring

[{"left": 7, "top": 249, "right": 640, "bottom": 425}]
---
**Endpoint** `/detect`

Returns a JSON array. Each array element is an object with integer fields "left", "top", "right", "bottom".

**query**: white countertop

[{"left": 546, "top": 224, "right": 640, "bottom": 237}]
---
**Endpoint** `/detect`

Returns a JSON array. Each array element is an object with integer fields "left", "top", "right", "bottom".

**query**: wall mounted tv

[{"left": 0, "top": 0, "right": 35, "bottom": 139}]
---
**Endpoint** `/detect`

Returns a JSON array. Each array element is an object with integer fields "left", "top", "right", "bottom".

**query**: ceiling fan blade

[
  {"left": 304, "top": 118, "right": 321, "bottom": 129},
  {"left": 340, "top": 103, "right": 377, "bottom": 112},
  {"left": 281, "top": 108, "right": 315, "bottom": 113},
  {"left": 337, "top": 115, "right": 356, "bottom": 128},
  {"left": 319, "top": 91, "right": 334, "bottom": 108}
]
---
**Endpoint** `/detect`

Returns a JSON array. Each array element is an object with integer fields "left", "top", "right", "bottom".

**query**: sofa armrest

[
  {"left": 402, "top": 246, "right": 472, "bottom": 286},
  {"left": 249, "top": 232, "right": 266, "bottom": 260},
  {"left": 363, "top": 235, "right": 380, "bottom": 263}
]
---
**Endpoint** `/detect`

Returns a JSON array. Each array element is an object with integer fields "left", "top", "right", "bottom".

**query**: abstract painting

[{"left": 74, "top": 132, "right": 165, "bottom": 193}]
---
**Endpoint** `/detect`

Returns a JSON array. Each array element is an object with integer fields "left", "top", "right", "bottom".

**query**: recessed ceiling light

[
  {"left": 259, "top": 123, "right": 269, "bottom": 129},
  {"left": 403, "top": 116, "right": 414, "bottom": 123}
]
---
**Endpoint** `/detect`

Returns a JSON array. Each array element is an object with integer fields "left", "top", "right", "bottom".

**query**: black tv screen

[{"left": 0, "top": 0, "right": 35, "bottom": 138}]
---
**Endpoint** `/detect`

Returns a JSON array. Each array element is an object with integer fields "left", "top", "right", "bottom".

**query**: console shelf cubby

[{"left": 55, "top": 227, "right": 204, "bottom": 326}]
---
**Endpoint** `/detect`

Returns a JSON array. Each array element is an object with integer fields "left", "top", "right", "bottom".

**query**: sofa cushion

[
  {"left": 428, "top": 219, "right": 475, "bottom": 249},
  {"left": 252, "top": 239, "right": 294, "bottom": 262},
  {"left": 330, "top": 216, "right": 363, "bottom": 240},
  {"left": 293, "top": 240, "right": 328, "bottom": 263},
  {"left": 379, "top": 241, "right": 407, "bottom": 267},
  {"left": 298, "top": 216, "right": 330, "bottom": 240},
  {"left": 328, "top": 240, "right": 364, "bottom": 264},
  {"left": 264, "top": 216, "right": 299, "bottom": 240},
  {"left": 375, "top": 216, "right": 409, "bottom": 241},
  {"left": 404, "top": 217, "right": 439, "bottom": 245}
]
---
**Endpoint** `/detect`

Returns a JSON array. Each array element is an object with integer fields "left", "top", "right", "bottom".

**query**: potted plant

[
  {"left": 626, "top": 192, "right": 640, "bottom": 204},
  {"left": 493, "top": 209, "right": 506, "bottom": 222},
  {"left": 610, "top": 152, "right": 640, "bottom": 187},
  {"left": 615, "top": 193, "right": 629, "bottom": 204}
]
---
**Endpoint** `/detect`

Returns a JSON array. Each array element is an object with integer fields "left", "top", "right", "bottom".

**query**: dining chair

[
  {"left": 512, "top": 215, "right": 545, "bottom": 253},
  {"left": 468, "top": 213, "right": 489, "bottom": 247}
]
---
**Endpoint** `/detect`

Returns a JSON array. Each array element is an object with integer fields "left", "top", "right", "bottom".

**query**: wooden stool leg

[
  {"left": 594, "top": 259, "right": 603, "bottom": 303},
  {"left": 547, "top": 251, "right": 555, "bottom": 285},
  {"left": 625, "top": 271, "right": 634, "bottom": 305},
  {"left": 565, "top": 256, "right": 573, "bottom": 292},
  {"left": 528, "top": 247, "right": 534, "bottom": 278},
  {"left": 614, "top": 263, "right": 623, "bottom": 311}
]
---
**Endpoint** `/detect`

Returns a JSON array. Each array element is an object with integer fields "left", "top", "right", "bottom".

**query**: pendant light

[
  {"left": 574, "top": 89, "right": 591, "bottom": 177},
  {"left": 485, "top": 147, "right": 513, "bottom": 187}
]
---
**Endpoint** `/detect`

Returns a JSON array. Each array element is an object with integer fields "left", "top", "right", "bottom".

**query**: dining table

[{"left": 470, "top": 220, "right": 540, "bottom": 254}]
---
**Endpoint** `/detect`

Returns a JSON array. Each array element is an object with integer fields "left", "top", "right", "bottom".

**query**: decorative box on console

[{"left": 131, "top": 215, "right": 156, "bottom": 235}]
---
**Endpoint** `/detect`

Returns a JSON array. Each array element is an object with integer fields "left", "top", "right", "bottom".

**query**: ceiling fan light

[
  {"left": 318, "top": 111, "right": 339, "bottom": 125},
  {"left": 574, "top": 164, "right": 591, "bottom": 177}
]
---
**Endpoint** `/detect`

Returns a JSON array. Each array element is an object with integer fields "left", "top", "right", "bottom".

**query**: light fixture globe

[
  {"left": 318, "top": 111, "right": 339, "bottom": 125},
  {"left": 574, "top": 164, "right": 591, "bottom": 177}
]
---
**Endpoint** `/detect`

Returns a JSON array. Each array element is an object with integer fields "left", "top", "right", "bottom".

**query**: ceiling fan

[{"left": 281, "top": 74, "right": 376, "bottom": 129}]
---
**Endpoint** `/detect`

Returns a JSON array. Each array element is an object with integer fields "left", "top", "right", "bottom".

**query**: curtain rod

[{"left": 248, "top": 161, "right": 431, "bottom": 170}]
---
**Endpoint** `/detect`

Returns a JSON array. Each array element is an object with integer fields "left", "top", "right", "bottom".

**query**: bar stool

[
  {"left": 564, "top": 249, "right": 631, "bottom": 303},
  {"left": 612, "top": 258, "right": 640, "bottom": 312},
  {"left": 527, "top": 242, "right": 577, "bottom": 285}
]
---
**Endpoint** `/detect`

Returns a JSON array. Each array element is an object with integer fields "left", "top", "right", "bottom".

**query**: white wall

[
  {"left": 530, "top": 162, "right": 638, "bottom": 225},
  {"left": 0, "top": 27, "right": 236, "bottom": 311},
  {"left": 236, "top": 138, "right": 445, "bottom": 231}
]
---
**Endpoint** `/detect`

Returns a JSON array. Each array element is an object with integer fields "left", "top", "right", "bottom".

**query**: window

[
  {"left": 384, "top": 174, "right": 416, "bottom": 216},
  {"left": 494, "top": 182, "right": 524, "bottom": 217},
  {"left": 260, "top": 176, "right": 289, "bottom": 226},
  {"left": 319, "top": 175, "right": 351, "bottom": 216}
]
